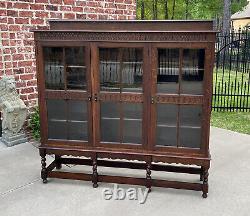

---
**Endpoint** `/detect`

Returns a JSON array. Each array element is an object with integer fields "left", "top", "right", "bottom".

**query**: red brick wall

[{"left": 0, "top": 0, "right": 136, "bottom": 110}]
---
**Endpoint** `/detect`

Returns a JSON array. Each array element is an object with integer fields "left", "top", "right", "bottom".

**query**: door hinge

[{"left": 88, "top": 95, "right": 92, "bottom": 101}]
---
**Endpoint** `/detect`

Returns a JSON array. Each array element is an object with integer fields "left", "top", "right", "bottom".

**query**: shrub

[{"left": 29, "top": 107, "right": 40, "bottom": 140}]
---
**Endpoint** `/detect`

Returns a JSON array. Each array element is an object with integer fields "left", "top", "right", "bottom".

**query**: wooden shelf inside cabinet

[
  {"left": 157, "top": 124, "right": 177, "bottom": 128},
  {"left": 34, "top": 20, "right": 216, "bottom": 198}
]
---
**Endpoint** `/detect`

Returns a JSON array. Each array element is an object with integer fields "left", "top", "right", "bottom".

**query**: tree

[
  {"left": 164, "top": 0, "right": 169, "bottom": 19},
  {"left": 185, "top": 0, "right": 190, "bottom": 19},
  {"left": 222, "top": 0, "right": 231, "bottom": 34},
  {"left": 171, "top": 0, "right": 176, "bottom": 19},
  {"left": 136, "top": 0, "right": 249, "bottom": 28}
]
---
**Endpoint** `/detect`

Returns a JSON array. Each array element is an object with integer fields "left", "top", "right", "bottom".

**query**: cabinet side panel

[
  {"left": 202, "top": 43, "right": 215, "bottom": 156},
  {"left": 35, "top": 41, "right": 48, "bottom": 145}
]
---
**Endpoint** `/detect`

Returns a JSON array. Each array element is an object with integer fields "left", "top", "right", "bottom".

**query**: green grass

[
  {"left": 212, "top": 69, "right": 249, "bottom": 134},
  {"left": 214, "top": 68, "right": 249, "bottom": 85},
  {"left": 213, "top": 68, "right": 250, "bottom": 110},
  {"left": 211, "top": 111, "right": 250, "bottom": 135}
]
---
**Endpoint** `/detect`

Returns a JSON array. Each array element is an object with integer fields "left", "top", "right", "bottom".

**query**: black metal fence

[{"left": 214, "top": 28, "right": 250, "bottom": 111}]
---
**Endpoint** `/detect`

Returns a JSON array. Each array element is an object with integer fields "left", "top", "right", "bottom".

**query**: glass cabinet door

[
  {"left": 97, "top": 47, "right": 145, "bottom": 147},
  {"left": 43, "top": 46, "right": 91, "bottom": 144},
  {"left": 152, "top": 47, "right": 205, "bottom": 150}
]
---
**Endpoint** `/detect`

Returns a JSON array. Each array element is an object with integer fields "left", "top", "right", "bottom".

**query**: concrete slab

[
  {"left": 0, "top": 141, "right": 7, "bottom": 150},
  {"left": 0, "top": 142, "right": 53, "bottom": 195},
  {"left": 0, "top": 127, "right": 249, "bottom": 216}
]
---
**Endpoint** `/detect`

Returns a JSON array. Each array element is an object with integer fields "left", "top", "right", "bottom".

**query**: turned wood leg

[
  {"left": 146, "top": 162, "right": 152, "bottom": 193},
  {"left": 55, "top": 155, "right": 62, "bottom": 170},
  {"left": 92, "top": 155, "right": 98, "bottom": 188},
  {"left": 200, "top": 166, "right": 204, "bottom": 181},
  {"left": 41, "top": 154, "right": 48, "bottom": 184},
  {"left": 202, "top": 169, "right": 209, "bottom": 198}
]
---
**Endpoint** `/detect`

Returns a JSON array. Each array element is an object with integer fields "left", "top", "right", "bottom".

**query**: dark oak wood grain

[{"left": 34, "top": 20, "right": 215, "bottom": 198}]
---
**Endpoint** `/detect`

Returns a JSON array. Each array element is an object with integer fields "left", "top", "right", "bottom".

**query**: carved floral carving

[
  {"left": 155, "top": 95, "right": 204, "bottom": 104},
  {"left": 99, "top": 93, "right": 143, "bottom": 103}
]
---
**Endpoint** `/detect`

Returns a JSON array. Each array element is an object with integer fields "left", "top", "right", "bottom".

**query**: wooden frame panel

[
  {"left": 149, "top": 43, "right": 212, "bottom": 156},
  {"left": 92, "top": 42, "right": 150, "bottom": 150},
  {"left": 37, "top": 41, "right": 93, "bottom": 147}
]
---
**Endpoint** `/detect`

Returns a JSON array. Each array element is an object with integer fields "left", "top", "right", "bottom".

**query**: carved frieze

[
  {"left": 45, "top": 90, "right": 88, "bottom": 100},
  {"left": 99, "top": 93, "right": 143, "bottom": 103},
  {"left": 155, "top": 95, "right": 204, "bottom": 104},
  {"left": 36, "top": 32, "right": 212, "bottom": 42}
]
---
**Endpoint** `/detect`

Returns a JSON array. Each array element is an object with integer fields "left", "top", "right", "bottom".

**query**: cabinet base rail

[{"left": 40, "top": 155, "right": 209, "bottom": 198}]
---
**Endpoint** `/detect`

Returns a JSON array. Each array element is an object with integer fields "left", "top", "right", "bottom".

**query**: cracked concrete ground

[{"left": 0, "top": 127, "right": 249, "bottom": 216}]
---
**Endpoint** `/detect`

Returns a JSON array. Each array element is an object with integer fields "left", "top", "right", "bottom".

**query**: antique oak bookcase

[{"left": 34, "top": 20, "right": 216, "bottom": 198}]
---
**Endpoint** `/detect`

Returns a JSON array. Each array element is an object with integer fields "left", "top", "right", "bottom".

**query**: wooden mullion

[
  {"left": 118, "top": 48, "right": 124, "bottom": 144},
  {"left": 151, "top": 46, "right": 157, "bottom": 151},
  {"left": 60, "top": 47, "right": 69, "bottom": 143},
  {"left": 177, "top": 49, "right": 183, "bottom": 148},
  {"left": 63, "top": 47, "right": 67, "bottom": 91},
  {"left": 143, "top": 44, "right": 150, "bottom": 150},
  {"left": 91, "top": 43, "right": 99, "bottom": 147},
  {"left": 86, "top": 44, "right": 92, "bottom": 146}
]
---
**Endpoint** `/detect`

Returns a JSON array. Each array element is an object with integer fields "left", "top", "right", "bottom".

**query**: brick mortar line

[
  {"left": 1, "top": 0, "right": 136, "bottom": 105},
  {"left": 0, "top": 29, "right": 6, "bottom": 75}
]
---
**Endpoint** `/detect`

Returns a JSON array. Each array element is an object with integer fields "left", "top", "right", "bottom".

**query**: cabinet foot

[
  {"left": 202, "top": 192, "right": 207, "bottom": 198},
  {"left": 146, "top": 161, "right": 152, "bottom": 192},
  {"left": 41, "top": 153, "right": 48, "bottom": 184},
  {"left": 92, "top": 155, "right": 98, "bottom": 188},
  {"left": 202, "top": 168, "right": 209, "bottom": 198},
  {"left": 93, "top": 183, "right": 98, "bottom": 188}
]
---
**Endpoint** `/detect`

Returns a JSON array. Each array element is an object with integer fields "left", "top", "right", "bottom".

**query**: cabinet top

[{"left": 32, "top": 19, "right": 217, "bottom": 33}]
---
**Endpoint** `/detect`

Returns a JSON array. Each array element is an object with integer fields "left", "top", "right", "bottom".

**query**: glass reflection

[
  {"left": 101, "top": 102, "right": 120, "bottom": 143},
  {"left": 179, "top": 105, "right": 202, "bottom": 149},
  {"left": 123, "top": 119, "right": 142, "bottom": 144},
  {"left": 67, "top": 67, "right": 86, "bottom": 90},
  {"left": 47, "top": 99, "right": 88, "bottom": 141},
  {"left": 123, "top": 103, "right": 142, "bottom": 144},
  {"left": 156, "top": 104, "right": 177, "bottom": 147},
  {"left": 65, "top": 47, "right": 86, "bottom": 90},
  {"left": 100, "top": 102, "right": 142, "bottom": 144},
  {"left": 181, "top": 49, "right": 205, "bottom": 95},
  {"left": 65, "top": 47, "right": 85, "bottom": 66},
  {"left": 99, "top": 48, "right": 143, "bottom": 93},
  {"left": 179, "top": 105, "right": 202, "bottom": 127},
  {"left": 44, "top": 47, "right": 64, "bottom": 90},
  {"left": 157, "top": 49, "right": 179, "bottom": 94}
]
